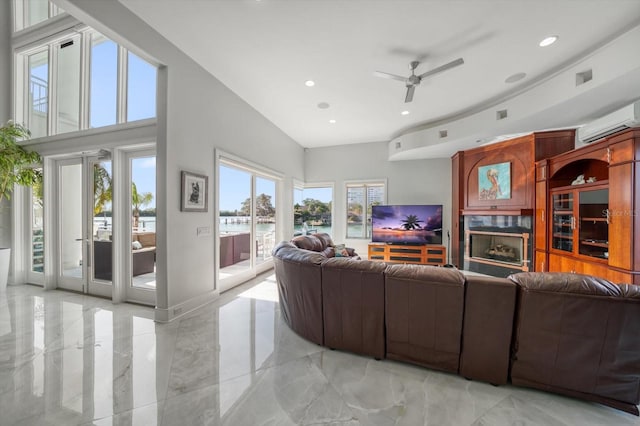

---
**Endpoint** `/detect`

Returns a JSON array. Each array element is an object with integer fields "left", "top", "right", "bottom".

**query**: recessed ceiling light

[
  {"left": 317, "top": 102, "right": 330, "bottom": 109},
  {"left": 305, "top": 80, "right": 315, "bottom": 87},
  {"left": 401, "top": 110, "right": 410, "bottom": 115},
  {"left": 329, "top": 119, "right": 336, "bottom": 124},
  {"left": 505, "top": 72, "right": 527, "bottom": 83},
  {"left": 539, "top": 36, "right": 558, "bottom": 47}
]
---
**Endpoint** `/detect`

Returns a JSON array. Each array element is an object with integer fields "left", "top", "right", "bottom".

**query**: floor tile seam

[
  {"left": 216, "top": 350, "right": 323, "bottom": 387},
  {"left": 166, "top": 350, "right": 324, "bottom": 401},
  {"left": 83, "top": 399, "right": 166, "bottom": 425}
]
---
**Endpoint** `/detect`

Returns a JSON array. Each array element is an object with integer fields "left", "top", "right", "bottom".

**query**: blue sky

[
  {"left": 132, "top": 157, "right": 156, "bottom": 208},
  {"left": 219, "top": 166, "right": 277, "bottom": 212}
]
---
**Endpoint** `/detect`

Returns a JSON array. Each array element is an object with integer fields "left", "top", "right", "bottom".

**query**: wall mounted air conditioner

[{"left": 578, "top": 101, "right": 640, "bottom": 143}]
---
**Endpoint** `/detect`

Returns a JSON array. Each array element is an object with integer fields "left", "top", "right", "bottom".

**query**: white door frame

[
  {"left": 52, "top": 155, "right": 112, "bottom": 298},
  {"left": 121, "top": 148, "right": 157, "bottom": 305}
]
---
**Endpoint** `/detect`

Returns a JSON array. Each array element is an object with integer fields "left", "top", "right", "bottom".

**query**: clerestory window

[
  {"left": 13, "top": 0, "right": 64, "bottom": 32},
  {"left": 16, "top": 28, "right": 157, "bottom": 138}
]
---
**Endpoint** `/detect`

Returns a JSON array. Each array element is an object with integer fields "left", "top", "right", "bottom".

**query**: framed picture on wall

[
  {"left": 181, "top": 171, "right": 208, "bottom": 212},
  {"left": 478, "top": 162, "right": 511, "bottom": 200}
]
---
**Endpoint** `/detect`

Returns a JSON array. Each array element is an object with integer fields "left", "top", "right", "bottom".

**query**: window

[
  {"left": 90, "top": 33, "right": 118, "bottom": 128},
  {"left": 293, "top": 184, "right": 333, "bottom": 236},
  {"left": 346, "top": 182, "right": 385, "bottom": 238},
  {"left": 17, "top": 29, "right": 157, "bottom": 138},
  {"left": 27, "top": 49, "right": 48, "bottom": 138},
  {"left": 127, "top": 52, "right": 157, "bottom": 122},
  {"left": 14, "top": 0, "right": 63, "bottom": 32},
  {"left": 56, "top": 37, "right": 81, "bottom": 134}
]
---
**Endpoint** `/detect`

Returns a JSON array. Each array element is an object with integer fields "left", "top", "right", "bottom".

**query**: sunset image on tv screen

[{"left": 371, "top": 205, "right": 443, "bottom": 244}]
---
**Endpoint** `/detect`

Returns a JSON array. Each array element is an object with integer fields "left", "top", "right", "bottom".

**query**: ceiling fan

[{"left": 374, "top": 58, "right": 464, "bottom": 103}]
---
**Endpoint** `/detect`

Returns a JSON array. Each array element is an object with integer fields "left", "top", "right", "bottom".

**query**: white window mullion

[
  {"left": 17, "top": 53, "right": 27, "bottom": 125},
  {"left": 80, "top": 31, "right": 91, "bottom": 130},
  {"left": 48, "top": 44, "right": 56, "bottom": 136},
  {"left": 117, "top": 45, "right": 128, "bottom": 124}
]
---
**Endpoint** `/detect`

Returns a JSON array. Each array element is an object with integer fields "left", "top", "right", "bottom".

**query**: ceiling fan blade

[
  {"left": 405, "top": 85, "right": 415, "bottom": 103},
  {"left": 417, "top": 57, "right": 464, "bottom": 79},
  {"left": 373, "top": 71, "right": 407, "bottom": 82}
]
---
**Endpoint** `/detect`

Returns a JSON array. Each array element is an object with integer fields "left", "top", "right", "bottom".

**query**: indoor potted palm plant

[{"left": 0, "top": 121, "right": 41, "bottom": 289}]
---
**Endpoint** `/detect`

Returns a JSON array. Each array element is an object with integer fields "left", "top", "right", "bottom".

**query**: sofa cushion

[
  {"left": 291, "top": 234, "right": 324, "bottom": 252},
  {"left": 313, "top": 232, "right": 334, "bottom": 249}
]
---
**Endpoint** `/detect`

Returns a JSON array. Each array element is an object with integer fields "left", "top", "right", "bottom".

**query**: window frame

[
  {"left": 13, "top": 0, "right": 64, "bottom": 33},
  {"left": 345, "top": 180, "right": 387, "bottom": 239},
  {"left": 14, "top": 26, "right": 158, "bottom": 139}
]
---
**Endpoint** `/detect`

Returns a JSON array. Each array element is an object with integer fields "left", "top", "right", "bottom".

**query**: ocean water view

[{"left": 94, "top": 216, "right": 364, "bottom": 239}]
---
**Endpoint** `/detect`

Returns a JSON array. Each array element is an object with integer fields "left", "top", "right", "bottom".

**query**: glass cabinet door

[
  {"left": 552, "top": 192, "right": 574, "bottom": 252},
  {"left": 578, "top": 189, "right": 609, "bottom": 259}
]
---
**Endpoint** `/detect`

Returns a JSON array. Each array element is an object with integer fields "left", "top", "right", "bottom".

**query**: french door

[{"left": 56, "top": 156, "right": 113, "bottom": 297}]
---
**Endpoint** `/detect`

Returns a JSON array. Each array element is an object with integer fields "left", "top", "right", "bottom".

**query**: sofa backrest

[
  {"left": 384, "top": 264, "right": 466, "bottom": 373},
  {"left": 459, "top": 274, "right": 517, "bottom": 385},
  {"left": 133, "top": 232, "right": 156, "bottom": 248},
  {"left": 321, "top": 257, "right": 387, "bottom": 358},
  {"left": 509, "top": 272, "right": 640, "bottom": 409},
  {"left": 272, "top": 240, "right": 325, "bottom": 345}
]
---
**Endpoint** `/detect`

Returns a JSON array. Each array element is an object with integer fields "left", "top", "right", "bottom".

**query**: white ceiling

[{"left": 119, "top": 0, "right": 640, "bottom": 157}]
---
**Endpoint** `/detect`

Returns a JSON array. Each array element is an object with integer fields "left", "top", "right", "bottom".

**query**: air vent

[
  {"left": 60, "top": 40, "right": 74, "bottom": 49},
  {"left": 576, "top": 69, "right": 593, "bottom": 86},
  {"left": 496, "top": 109, "right": 508, "bottom": 120},
  {"left": 395, "top": 142, "right": 401, "bottom": 149},
  {"left": 439, "top": 130, "right": 448, "bottom": 138}
]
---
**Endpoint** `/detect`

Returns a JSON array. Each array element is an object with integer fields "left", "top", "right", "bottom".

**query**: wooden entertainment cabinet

[
  {"left": 535, "top": 128, "right": 640, "bottom": 284},
  {"left": 368, "top": 243, "right": 446, "bottom": 266}
]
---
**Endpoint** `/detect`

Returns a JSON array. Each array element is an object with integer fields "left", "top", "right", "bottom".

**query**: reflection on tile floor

[{"left": 1, "top": 273, "right": 639, "bottom": 425}]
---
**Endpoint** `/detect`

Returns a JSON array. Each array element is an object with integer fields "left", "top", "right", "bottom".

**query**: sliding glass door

[{"left": 218, "top": 159, "right": 278, "bottom": 292}]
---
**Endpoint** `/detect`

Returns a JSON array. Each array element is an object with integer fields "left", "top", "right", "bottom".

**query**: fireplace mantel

[{"left": 461, "top": 209, "right": 533, "bottom": 216}]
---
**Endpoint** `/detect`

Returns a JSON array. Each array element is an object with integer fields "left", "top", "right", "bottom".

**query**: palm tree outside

[
  {"left": 132, "top": 182, "right": 153, "bottom": 229},
  {"left": 93, "top": 163, "right": 112, "bottom": 215}
]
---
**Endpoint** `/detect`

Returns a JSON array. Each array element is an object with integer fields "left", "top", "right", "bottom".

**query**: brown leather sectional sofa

[{"left": 272, "top": 240, "right": 640, "bottom": 415}]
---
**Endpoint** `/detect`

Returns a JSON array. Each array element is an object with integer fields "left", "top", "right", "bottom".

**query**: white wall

[
  {"left": 56, "top": 0, "right": 305, "bottom": 320},
  {"left": 304, "top": 141, "right": 452, "bottom": 256}
]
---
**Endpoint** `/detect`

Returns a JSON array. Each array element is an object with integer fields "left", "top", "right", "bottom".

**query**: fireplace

[{"left": 462, "top": 215, "right": 533, "bottom": 277}]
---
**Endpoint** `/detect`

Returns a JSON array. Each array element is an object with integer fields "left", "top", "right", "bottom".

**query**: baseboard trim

[{"left": 154, "top": 289, "right": 219, "bottom": 322}]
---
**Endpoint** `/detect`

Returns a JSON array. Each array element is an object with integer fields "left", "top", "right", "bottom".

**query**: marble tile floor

[{"left": 1, "top": 274, "right": 639, "bottom": 426}]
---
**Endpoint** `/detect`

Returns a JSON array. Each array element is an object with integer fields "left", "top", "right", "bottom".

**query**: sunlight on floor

[{"left": 238, "top": 273, "right": 279, "bottom": 302}]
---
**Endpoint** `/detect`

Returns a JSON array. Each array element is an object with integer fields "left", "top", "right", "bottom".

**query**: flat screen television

[{"left": 371, "top": 204, "right": 443, "bottom": 245}]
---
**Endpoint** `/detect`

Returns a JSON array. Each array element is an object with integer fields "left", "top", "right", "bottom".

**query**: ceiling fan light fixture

[{"left": 539, "top": 35, "right": 558, "bottom": 47}]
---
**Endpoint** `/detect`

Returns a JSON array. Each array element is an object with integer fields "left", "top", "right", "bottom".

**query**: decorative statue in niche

[{"left": 571, "top": 174, "right": 586, "bottom": 185}]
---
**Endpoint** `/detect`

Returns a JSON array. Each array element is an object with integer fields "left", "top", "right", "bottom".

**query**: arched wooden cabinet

[{"left": 536, "top": 128, "right": 640, "bottom": 284}]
